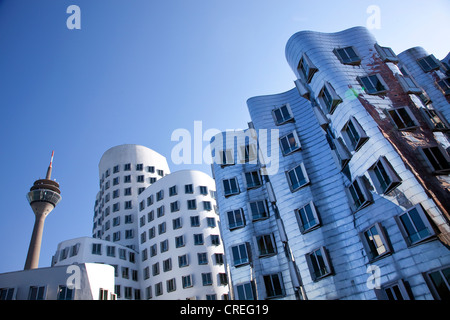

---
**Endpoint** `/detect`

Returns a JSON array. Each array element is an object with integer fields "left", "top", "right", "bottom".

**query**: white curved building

[
  {"left": 93, "top": 144, "right": 170, "bottom": 250},
  {"left": 51, "top": 144, "right": 229, "bottom": 300},
  {"left": 136, "top": 170, "right": 229, "bottom": 300}
]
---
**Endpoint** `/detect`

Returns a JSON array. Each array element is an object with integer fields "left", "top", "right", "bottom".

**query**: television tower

[{"left": 24, "top": 151, "right": 62, "bottom": 270}]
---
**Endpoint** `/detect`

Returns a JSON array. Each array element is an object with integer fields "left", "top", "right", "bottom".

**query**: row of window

[
  {"left": 100, "top": 163, "right": 164, "bottom": 185},
  {"left": 140, "top": 232, "right": 222, "bottom": 259},
  {"left": 0, "top": 285, "right": 115, "bottom": 300}
]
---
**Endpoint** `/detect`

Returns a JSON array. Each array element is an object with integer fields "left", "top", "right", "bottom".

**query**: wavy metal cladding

[{"left": 212, "top": 26, "right": 450, "bottom": 300}]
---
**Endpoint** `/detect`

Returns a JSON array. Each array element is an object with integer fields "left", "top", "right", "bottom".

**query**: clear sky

[{"left": 0, "top": 0, "right": 448, "bottom": 273}]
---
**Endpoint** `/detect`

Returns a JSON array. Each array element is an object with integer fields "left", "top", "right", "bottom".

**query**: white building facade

[
  {"left": 211, "top": 27, "right": 450, "bottom": 300},
  {"left": 51, "top": 144, "right": 229, "bottom": 300}
]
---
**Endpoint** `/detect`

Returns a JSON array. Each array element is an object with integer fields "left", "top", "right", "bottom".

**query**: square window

[
  {"left": 169, "top": 185, "right": 177, "bottom": 196},
  {"left": 187, "top": 199, "right": 197, "bottom": 210},
  {"left": 185, "top": 184, "right": 194, "bottom": 194},
  {"left": 334, "top": 46, "right": 361, "bottom": 65},
  {"left": 190, "top": 216, "right": 200, "bottom": 227},
  {"left": 296, "top": 201, "right": 320, "bottom": 233},
  {"left": 222, "top": 177, "right": 240, "bottom": 196},
  {"left": 170, "top": 201, "right": 180, "bottom": 212},
  {"left": 419, "top": 146, "right": 450, "bottom": 174},
  {"left": 244, "top": 170, "right": 262, "bottom": 189},
  {"left": 396, "top": 204, "right": 435, "bottom": 246},
  {"left": 236, "top": 282, "right": 255, "bottom": 300},
  {"left": 194, "top": 233, "right": 204, "bottom": 245},
  {"left": 248, "top": 200, "right": 269, "bottom": 221},
  {"left": 182, "top": 275, "right": 193, "bottom": 288},
  {"left": 286, "top": 163, "right": 309, "bottom": 192},
  {"left": 280, "top": 131, "right": 301, "bottom": 155},
  {"left": 227, "top": 208, "right": 246, "bottom": 230},
  {"left": 272, "top": 103, "right": 294, "bottom": 125},
  {"left": 199, "top": 186, "right": 208, "bottom": 195},
  {"left": 263, "top": 273, "right": 285, "bottom": 299}
]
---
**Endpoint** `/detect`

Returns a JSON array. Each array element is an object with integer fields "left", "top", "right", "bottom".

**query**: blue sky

[{"left": 0, "top": 0, "right": 448, "bottom": 273}]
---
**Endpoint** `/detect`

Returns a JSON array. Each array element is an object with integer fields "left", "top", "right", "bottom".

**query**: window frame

[
  {"left": 263, "top": 273, "right": 285, "bottom": 299},
  {"left": 375, "top": 280, "right": 412, "bottom": 300},
  {"left": 318, "top": 81, "right": 342, "bottom": 115},
  {"left": 286, "top": 163, "right": 310, "bottom": 192},
  {"left": 395, "top": 204, "right": 436, "bottom": 246},
  {"left": 295, "top": 201, "right": 321, "bottom": 234},
  {"left": 358, "top": 74, "right": 389, "bottom": 94},
  {"left": 341, "top": 116, "right": 369, "bottom": 152},
  {"left": 247, "top": 200, "right": 269, "bottom": 221},
  {"left": 231, "top": 243, "right": 251, "bottom": 267},
  {"left": 437, "top": 77, "right": 450, "bottom": 96},
  {"left": 420, "top": 107, "right": 449, "bottom": 131},
  {"left": 227, "top": 208, "right": 246, "bottom": 230},
  {"left": 386, "top": 106, "right": 419, "bottom": 131},
  {"left": 255, "top": 233, "right": 277, "bottom": 258},
  {"left": 297, "top": 53, "right": 318, "bottom": 83},
  {"left": 417, "top": 55, "right": 440, "bottom": 72},
  {"left": 333, "top": 46, "right": 361, "bottom": 65},
  {"left": 345, "top": 176, "right": 373, "bottom": 212},
  {"left": 305, "top": 246, "right": 333, "bottom": 282},
  {"left": 423, "top": 265, "right": 450, "bottom": 300},
  {"left": 368, "top": 156, "right": 402, "bottom": 194},
  {"left": 360, "top": 222, "right": 392, "bottom": 262},
  {"left": 279, "top": 130, "right": 301, "bottom": 155},
  {"left": 271, "top": 103, "right": 294, "bottom": 125},
  {"left": 396, "top": 74, "right": 422, "bottom": 94},
  {"left": 222, "top": 177, "right": 240, "bottom": 197},
  {"left": 243, "top": 170, "right": 263, "bottom": 189},
  {"left": 374, "top": 43, "right": 399, "bottom": 63},
  {"left": 418, "top": 145, "right": 450, "bottom": 175}
]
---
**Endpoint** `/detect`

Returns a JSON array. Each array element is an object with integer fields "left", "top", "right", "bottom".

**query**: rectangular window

[
  {"left": 227, "top": 208, "right": 246, "bottom": 230},
  {"left": 57, "top": 286, "right": 74, "bottom": 300},
  {"left": 374, "top": 43, "right": 399, "bottom": 63},
  {"left": 202, "top": 273, "right": 213, "bottom": 286},
  {"left": 169, "top": 185, "right": 177, "bottom": 196},
  {"left": 137, "top": 175, "right": 144, "bottom": 183},
  {"left": 263, "top": 273, "right": 285, "bottom": 299},
  {"left": 437, "top": 78, "right": 450, "bottom": 95},
  {"left": 190, "top": 215, "right": 200, "bottom": 227},
  {"left": 368, "top": 156, "right": 402, "bottom": 194},
  {"left": 420, "top": 108, "right": 449, "bottom": 131},
  {"left": 124, "top": 201, "right": 132, "bottom": 210},
  {"left": 158, "top": 222, "right": 166, "bottom": 235},
  {"left": 156, "top": 190, "right": 164, "bottom": 201},
  {"left": 358, "top": 74, "right": 388, "bottom": 94},
  {"left": 231, "top": 243, "right": 250, "bottom": 267},
  {"left": 387, "top": 107, "right": 418, "bottom": 130},
  {"left": 147, "top": 166, "right": 155, "bottom": 173},
  {"left": 167, "top": 279, "right": 176, "bottom": 292},
  {"left": 0, "top": 288, "right": 15, "bottom": 300},
  {"left": 106, "top": 245, "right": 116, "bottom": 257},
  {"left": 223, "top": 177, "right": 240, "bottom": 196},
  {"left": 341, "top": 116, "right": 369, "bottom": 151},
  {"left": 417, "top": 55, "right": 440, "bottom": 72},
  {"left": 296, "top": 201, "right": 320, "bottom": 233},
  {"left": 194, "top": 233, "right": 204, "bottom": 245},
  {"left": 286, "top": 163, "right": 310, "bottom": 192},
  {"left": 184, "top": 184, "right": 193, "bottom": 194},
  {"left": 160, "top": 240, "right": 169, "bottom": 253},
  {"left": 187, "top": 199, "right": 197, "bottom": 210},
  {"left": 218, "top": 149, "right": 234, "bottom": 166},
  {"left": 203, "top": 201, "right": 212, "bottom": 211},
  {"left": 92, "top": 243, "right": 102, "bottom": 255},
  {"left": 28, "top": 286, "right": 46, "bottom": 300},
  {"left": 124, "top": 175, "right": 131, "bottom": 183},
  {"left": 306, "top": 247, "right": 333, "bottom": 281},
  {"left": 155, "top": 282, "right": 163, "bottom": 296},
  {"left": 244, "top": 170, "right": 262, "bottom": 189},
  {"left": 163, "top": 258, "right": 172, "bottom": 272},
  {"left": 397, "top": 75, "right": 422, "bottom": 94},
  {"left": 157, "top": 205, "right": 164, "bottom": 217},
  {"left": 239, "top": 143, "right": 257, "bottom": 163},
  {"left": 207, "top": 217, "right": 216, "bottom": 228},
  {"left": 256, "top": 234, "right": 276, "bottom": 257},
  {"left": 280, "top": 131, "right": 301, "bottom": 155},
  {"left": 346, "top": 176, "right": 373, "bottom": 212},
  {"left": 334, "top": 46, "right": 361, "bottom": 65},
  {"left": 173, "top": 217, "right": 182, "bottom": 230},
  {"left": 377, "top": 280, "right": 412, "bottom": 300},
  {"left": 297, "top": 53, "right": 318, "bottom": 83},
  {"left": 124, "top": 163, "right": 131, "bottom": 171},
  {"left": 319, "top": 82, "right": 342, "bottom": 114},
  {"left": 248, "top": 200, "right": 269, "bottom": 221},
  {"left": 199, "top": 186, "right": 208, "bottom": 195},
  {"left": 424, "top": 266, "right": 450, "bottom": 300},
  {"left": 396, "top": 204, "right": 435, "bottom": 246},
  {"left": 182, "top": 275, "right": 193, "bottom": 288},
  {"left": 175, "top": 235, "right": 185, "bottom": 248},
  {"left": 198, "top": 252, "right": 208, "bottom": 265},
  {"left": 361, "top": 223, "right": 391, "bottom": 261},
  {"left": 211, "top": 234, "right": 220, "bottom": 246},
  {"left": 236, "top": 281, "right": 255, "bottom": 300},
  {"left": 178, "top": 254, "right": 189, "bottom": 267},
  {"left": 170, "top": 201, "right": 180, "bottom": 213},
  {"left": 113, "top": 165, "right": 120, "bottom": 173},
  {"left": 272, "top": 103, "right": 294, "bottom": 125},
  {"left": 419, "top": 146, "right": 450, "bottom": 174}
]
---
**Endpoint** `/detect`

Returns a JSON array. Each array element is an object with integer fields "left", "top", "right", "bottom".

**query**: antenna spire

[{"left": 46, "top": 150, "right": 54, "bottom": 180}]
